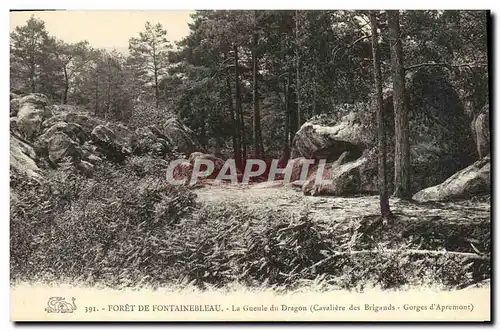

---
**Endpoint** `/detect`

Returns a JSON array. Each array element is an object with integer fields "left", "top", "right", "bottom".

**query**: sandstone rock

[
  {"left": 15, "top": 93, "right": 50, "bottom": 109},
  {"left": 302, "top": 156, "right": 368, "bottom": 196},
  {"left": 39, "top": 121, "right": 87, "bottom": 144},
  {"left": 474, "top": 103, "right": 490, "bottom": 159},
  {"left": 289, "top": 157, "right": 317, "bottom": 182},
  {"left": 188, "top": 152, "right": 226, "bottom": 180},
  {"left": 15, "top": 94, "right": 52, "bottom": 140},
  {"left": 292, "top": 106, "right": 369, "bottom": 161},
  {"left": 46, "top": 132, "right": 82, "bottom": 165},
  {"left": 34, "top": 121, "right": 89, "bottom": 166},
  {"left": 403, "top": 67, "right": 476, "bottom": 191},
  {"left": 163, "top": 117, "right": 204, "bottom": 155},
  {"left": 43, "top": 112, "right": 104, "bottom": 138},
  {"left": 91, "top": 125, "right": 132, "bottom": 162},
  {"left": 412, "top": 156, "right": 490, "bottom": 202},
  {"left": 295, "top": 67, "right": 475, "bottom": 195},
  {"left": 10, "top": 134, "right": 42, "bottom": 181}
]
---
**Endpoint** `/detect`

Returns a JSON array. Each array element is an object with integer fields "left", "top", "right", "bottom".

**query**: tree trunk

[
  {"left": 94, "top": 78, "right": 99, "bottom": 116},
  {"left": 288, "top": 69, "right": 298, "bottom": 149},
  {"left": 63, "top": 65, "right": 69, "bottom": 104},
  {"left": 295, "top": 10, "right": 301, "bottom": 127},
  {"left": 154, "top": 67, "right": 159, "bottom": 108},
  {"left": 283, "top": 77, "right": 291, "bottom": 160},
  {"left": 234, "top": 44, "right": 246, "bottom": 165},
  {"left": 30, "top": 65, "right": 36, "bottom": 93},
  {"left": 226, "top": 74, "right": 241, "bottom": 168},
  {"left": 313, "top": 62, "right": 318, "bottom": 116},
  {"left": 370, "top": 11, "right": 391, "bottom": 218},
  {"left": 252, "top": 12, "right": 264, "bottom": 158},
  {"left": 152, "top": 42, "right": 159, "bottom": 109},
  {"left": 388, "top": 10, "right": 411, "bottom": 199}
]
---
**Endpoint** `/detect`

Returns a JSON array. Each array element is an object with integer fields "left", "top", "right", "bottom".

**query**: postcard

[{"left": 9, "top": 9, "right": 491, "bottom": 322}]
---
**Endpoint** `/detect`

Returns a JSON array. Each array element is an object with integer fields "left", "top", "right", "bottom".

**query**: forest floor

[
  {"left": 195, "top": 183, "right": 490, "bottom": 228},
  {"left": 193, "top": 183, "right": 491, "bottom": 290}
]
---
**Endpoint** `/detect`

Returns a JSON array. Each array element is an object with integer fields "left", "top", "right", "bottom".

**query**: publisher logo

[{"left": 45, "top": 297, "right": 77, "bottom": 313}]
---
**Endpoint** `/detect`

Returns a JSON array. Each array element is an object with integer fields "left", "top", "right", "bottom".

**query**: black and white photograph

[{"left": 8, "top": 9, "right": 492, "bottom": 322}]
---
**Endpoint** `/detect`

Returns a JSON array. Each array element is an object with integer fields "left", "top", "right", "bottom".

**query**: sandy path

[{"left": 194, "top": 184, "right": 490, "bottom": 224}]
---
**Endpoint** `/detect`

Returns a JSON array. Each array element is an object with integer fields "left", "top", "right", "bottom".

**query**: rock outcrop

[
  {"left": 292, "top": 105, "right": 370, "bottom": 162},
  {"left": 45, "top": 132, "right": 83, "bottom": 165},
  {"left": 473, "top": 103, "right": 490, "bottom": 159},
  {"left": 91, "top": 125, "right": 133, "bottom": 162},
  {"left": 9, "top": 93, "right": 204, "bottom": 174},
  {"left": 293, "top": 67, "right": 477, "bottom": 196},
  {"left": 412, "top": 156, "right": 490, "bottom": 202},
  {"left": 302, "top": 153, "right": 369, "bottom": 196},
  {"left": 163, "top": 117, "right": 204, "bottom": 155},
  {"left": 403, "top": 67, "right": 476, "bottom": 191},
  {"left": 43, "top": 112, "right": 104, "bottom": 138},
  {"left": 300, "top": 149, "right": 380, "bottom": 196},
  {"left": 14, "top": 94, "right": 52, "bottom": 140},
  {"left": 10, "top": 134, "right": 42, "bottom": 181}
]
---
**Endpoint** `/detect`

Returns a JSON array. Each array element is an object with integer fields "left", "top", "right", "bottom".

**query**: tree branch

[
  {"left": 351, "top": 35, "right": 371, "bottom": 47},
  {"left": 405, "top": 62, "right": 487, "bottom": 71}
]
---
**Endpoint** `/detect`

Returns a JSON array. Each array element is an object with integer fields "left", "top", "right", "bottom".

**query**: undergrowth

[{"left": 10, "top": 158, "right": 490, "bottom": 291}]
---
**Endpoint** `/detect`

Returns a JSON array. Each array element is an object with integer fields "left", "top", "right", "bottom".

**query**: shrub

[{"left": 10, "top": 157, "right": 197, "bottom": 286}]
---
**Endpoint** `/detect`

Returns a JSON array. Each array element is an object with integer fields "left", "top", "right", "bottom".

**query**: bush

[{"left": 10, "top": 157, "right": 197, "bottom": 286}]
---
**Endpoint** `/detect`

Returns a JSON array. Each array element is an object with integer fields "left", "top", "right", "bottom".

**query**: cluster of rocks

[
  {"left": 10, "top": 93, "right": 204, "bottom": 180},
  {"left": 290, "top": 67, "right": 490, "bottom": 202}
]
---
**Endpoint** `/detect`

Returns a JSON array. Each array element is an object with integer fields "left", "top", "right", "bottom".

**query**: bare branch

[{"left": 405, "top": 62, "right": 487, "bottom": 71}]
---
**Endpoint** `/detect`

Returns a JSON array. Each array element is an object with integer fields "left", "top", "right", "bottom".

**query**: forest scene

[{"left": 10, "top": 10, "right": 490, "bottom": 292}]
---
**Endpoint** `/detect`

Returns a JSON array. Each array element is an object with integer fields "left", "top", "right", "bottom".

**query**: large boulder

[
  {"left": 188, "top": 152, "right": 227, "bottom": 180},
  {"left": 15, "top": 94, "right": 52, "bottom": 140},
  {"left": 302, "top": 152, "right": 372, "bottom": 196},
  {"left": 10, "top": 134, "right": 42, "bottom": 181},
  {"left": 412, "top": 156, "right": 490, "bottom": 202},
  {"left": 163, "top": 117, "right": 204, "bottom": 155},
  {"left": 473, "top": 103, "right": 490, "bottom": 159},
  {"left": 292, "top": 104, "right": 370, "bottom": 161},
  {"left": 402, "top": 67, "right": 476, "bottom": 191},
  {"left": 34, "top": 121, "right": 89, "bottom": 167},
  {"left": 42, "top": 112, "right": 104, "bottom": 138},
  {"left": 45, "top": 132, "right": 83, "bottom": 165},
  {"left": 38, "top": 121, "right": 87, "bottom": 145},
  {"left": 91, "top": 124, "right": 133, "bottom": 162}
]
